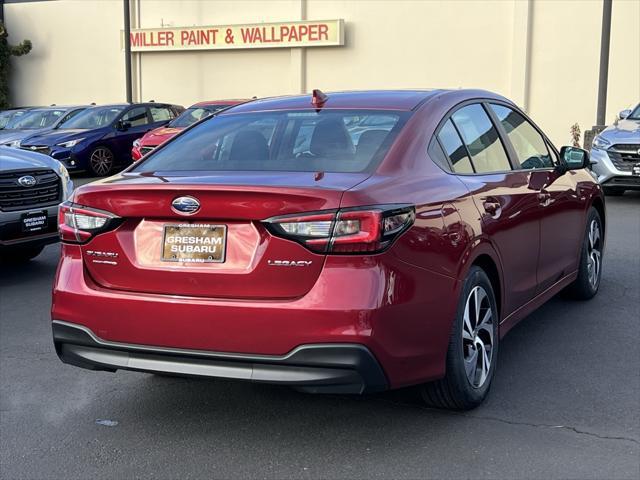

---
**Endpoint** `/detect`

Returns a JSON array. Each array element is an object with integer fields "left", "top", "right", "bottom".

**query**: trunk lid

[{"left": 75, "top": 171, "right": 367, "bottom": 299}]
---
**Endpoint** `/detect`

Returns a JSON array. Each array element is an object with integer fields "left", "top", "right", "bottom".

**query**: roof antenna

[{"left": 311, "top": 89, "right": 328, "bottom": 108}]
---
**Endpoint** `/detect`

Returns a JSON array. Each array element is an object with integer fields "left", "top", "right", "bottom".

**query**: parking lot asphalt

[{"left": 1, "top": 180, "right": 638, "bottom": 480}]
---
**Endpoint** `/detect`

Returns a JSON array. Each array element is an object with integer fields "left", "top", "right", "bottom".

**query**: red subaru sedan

[
  {"left": 131, "top": 100, "right": 248, "bottom": 160},
  {"left": 52, "top": 90, "right": 605, "bottom": 409}
]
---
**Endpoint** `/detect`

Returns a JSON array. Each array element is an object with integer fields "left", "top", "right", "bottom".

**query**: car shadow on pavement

[{"left": 0, "top": 246, "right": 60, "bottom": 288}]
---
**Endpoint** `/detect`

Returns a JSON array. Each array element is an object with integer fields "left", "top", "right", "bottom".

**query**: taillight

[
  {"left": 58, "top": 201, "right": 121, "bottom": 243},
  {"left": 264, "top": 205, "right": 415, "bottom": 254}
]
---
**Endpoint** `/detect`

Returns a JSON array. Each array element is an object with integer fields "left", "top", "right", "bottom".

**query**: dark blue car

[{"left": 20, "top": 102, "right": 183, "bottom": 176}]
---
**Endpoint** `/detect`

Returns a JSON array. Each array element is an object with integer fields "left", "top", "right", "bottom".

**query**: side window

[
  {"left": 428, "top": 138, "right": 451, "bottom": 172},
  {"left": 437, "top": 119, "right": 474, "bottom": 174},
  {"left": 150, "top": 106, "right": 174, "bottom": 122},
  {"left": 489, "top": 104, "right": 554, "bottom": 169},
  {"left": 122, "top": 107, "right": 149, "bottom": 127},
  {"left": 451, "top": 104, "right": 511, "bottom": 173}
]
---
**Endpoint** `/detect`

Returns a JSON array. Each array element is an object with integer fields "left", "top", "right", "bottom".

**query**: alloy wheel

[
  {"left": 90, "top": 147, "right": 114, "bottom": 176},
  {"left": 462, "top": 285, "right": 494, "bottom": 389},
  {"left": 587, "top": 219, "right": 602, "bottom": 289}
]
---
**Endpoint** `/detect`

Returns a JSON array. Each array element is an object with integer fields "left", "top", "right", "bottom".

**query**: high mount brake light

[
  {"left": 264, "top": 206, "right": 415, "bottom": 254},
  {"left": 58, "top": 201, "right": 121, "bottom": 243}
]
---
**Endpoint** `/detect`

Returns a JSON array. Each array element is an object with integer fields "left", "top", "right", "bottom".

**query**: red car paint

[
  {"left": 131, "top": 100, "right": 248, "bottom": 160},
  {"left": 52, "top": 89, "right": 604, "bottom": 391}
]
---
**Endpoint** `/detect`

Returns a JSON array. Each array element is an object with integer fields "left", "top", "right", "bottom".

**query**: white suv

[
  {"left": 0, "top": 146, "right": 73, "bottom": 262},
  {"left": 590, "top": 103, "right": 640, "bottom": 195}
]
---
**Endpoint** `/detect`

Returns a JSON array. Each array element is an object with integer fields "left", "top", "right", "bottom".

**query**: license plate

[
  {"left": 632, "top": 163, "right": 640, "bottom": 176},
  {"left": 21, "top": 210, "right": 48, "bottom": 233},
  {"left": 162, "top": 224, "right": 226, "bottom": 263}
]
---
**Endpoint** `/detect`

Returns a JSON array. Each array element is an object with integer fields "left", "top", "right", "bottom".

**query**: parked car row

[{"left": 0, "top": 99, "right": 247, "bottom": 177}]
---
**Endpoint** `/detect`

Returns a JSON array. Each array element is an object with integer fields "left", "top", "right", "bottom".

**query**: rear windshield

[{"left": 134, "top": 110, "right": 409, "bottom": 173}]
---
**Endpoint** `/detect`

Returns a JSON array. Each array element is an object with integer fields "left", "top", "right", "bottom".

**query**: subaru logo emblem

[
  {"left": 637, "top": 148, "right": 640, "bottom": 156},
  {"left": 30, "top": 146, "right": 37, "bottom": 151},
  {"left": 17, "top": 175, "right": 37, "bottom": 187},
  {"left": 171, "top": 196, "right": 200, "bottom": 215}
]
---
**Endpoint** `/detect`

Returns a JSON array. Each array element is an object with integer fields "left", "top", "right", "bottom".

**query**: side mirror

[
  {"left": 558, "top": 146, "right": 590, "bottom": 174},
  {"left": 116, "top": 120, "right": 131, "bottom": 131},
  {"left": 618, "top": 109, "right": 631, "bottom": 120}
]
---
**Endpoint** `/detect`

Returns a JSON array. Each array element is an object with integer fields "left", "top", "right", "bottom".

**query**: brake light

[
  {"left": 264, "top": 205, "right": 414, "bottom": 254},
  {"left": 58, "top": 201, "right": 121, "bottom": 243}
]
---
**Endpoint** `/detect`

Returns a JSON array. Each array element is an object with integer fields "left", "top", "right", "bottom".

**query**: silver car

[
  {"left": 590, "top": 103, "right": 640, "bottom": 195},
  {"left": 0, "top": 146, "right": 73, "bottom": 262},
  {"left": 0, "top": 106, "right": 87, "bottom": 147}
]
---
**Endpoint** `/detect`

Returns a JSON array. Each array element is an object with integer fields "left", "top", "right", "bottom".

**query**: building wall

[{"left": 5, "top": 0, "right": 639, "bottom": 146}]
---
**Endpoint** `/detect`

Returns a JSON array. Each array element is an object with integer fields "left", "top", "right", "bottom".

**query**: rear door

[{"left": 441, "top": 103, "right": 542, "bottom": 316}]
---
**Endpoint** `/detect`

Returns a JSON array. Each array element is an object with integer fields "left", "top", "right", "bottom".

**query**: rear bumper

[
  {"left": 52, "top": 244, "right": 460, "bottom": 388},
  {"left": 53, "top": 320, "right": 388, "bottom": 394}
]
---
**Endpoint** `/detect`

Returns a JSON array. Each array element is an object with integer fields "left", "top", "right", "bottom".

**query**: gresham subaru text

[{"left": 51, "top": 90, "right": 605, "bottom": 409}]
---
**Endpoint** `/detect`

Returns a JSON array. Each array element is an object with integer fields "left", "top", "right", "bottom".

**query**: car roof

[
  {"left": 226, "top": 90, "right": 446, "bottom": 113},
  {"left": 28, "top": 105, "right": 88, "bottom": 112},
  {"left": 191, "top": 100, "right": 250, "bottom": 108},
  {"left": 84, "top": 102, "right": 178, "bottom": 109}
]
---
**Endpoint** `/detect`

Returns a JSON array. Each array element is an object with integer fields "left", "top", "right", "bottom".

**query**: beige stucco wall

[{"left": 5, "top": 0, "right": 640, "bottom": 146}]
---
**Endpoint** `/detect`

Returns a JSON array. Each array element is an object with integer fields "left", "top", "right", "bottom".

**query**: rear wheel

[
  {"left": 0, "top": 245, "right": 44, "bottom": 263},
  {"left": 564, "top": 207, "right": 603, "bottom": 300},
  {"left": 603, "top": 187, "right": 625, "bottom": 196},
  {"left": 89, "top": 146, "right": 114, "bottom": 176},
  {"left": 421, "top": 266, "right": 498, "bottom": 410}
]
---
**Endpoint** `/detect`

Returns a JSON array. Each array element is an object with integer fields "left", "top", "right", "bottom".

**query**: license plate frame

[
  {"left": 21, "top": 210, "right": 48, "bottom": 234},
  {"left": 161, "top": 223, "right": 227, "bottom": 264}
]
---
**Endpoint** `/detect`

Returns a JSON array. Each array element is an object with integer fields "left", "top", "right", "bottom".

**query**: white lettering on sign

[
  {"left": 166, "top": 235, "right": 223, "bottom": 245},
  {"left": 170, "top": 244, "right": 218, "bottom": 254}
]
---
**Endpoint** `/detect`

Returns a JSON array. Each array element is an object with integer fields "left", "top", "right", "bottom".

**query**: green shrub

[{"left": 0, "top": 21, "right": 32, "bottom": 109}]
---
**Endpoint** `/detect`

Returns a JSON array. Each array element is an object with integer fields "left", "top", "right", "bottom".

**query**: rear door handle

[
  {"left": 538, "top": 191, "right": 551, "bottom": 206},
  {"left": 482, "top": 198, "right": 502, "bottom": 217}
]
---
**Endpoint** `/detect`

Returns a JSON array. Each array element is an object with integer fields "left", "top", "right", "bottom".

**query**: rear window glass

[{"left": 133, "top": 110, "right": 409, "bottom": 174}]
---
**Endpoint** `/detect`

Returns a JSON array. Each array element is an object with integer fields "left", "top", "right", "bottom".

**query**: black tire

[
  {"left": 0, "top": 245, "right": 44, "bottom": 264},
  {"left": 603, "top": 187, "right": 625, "bottom": 196},
  {"left": 563, "top": 207, "right": 603, "bottom": 300},
  {"left": 421, "top": 266, "right": 499, "bottom": 410},
  {"left": 88, "top": 146, "right": 115, "bottom": 176}
]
